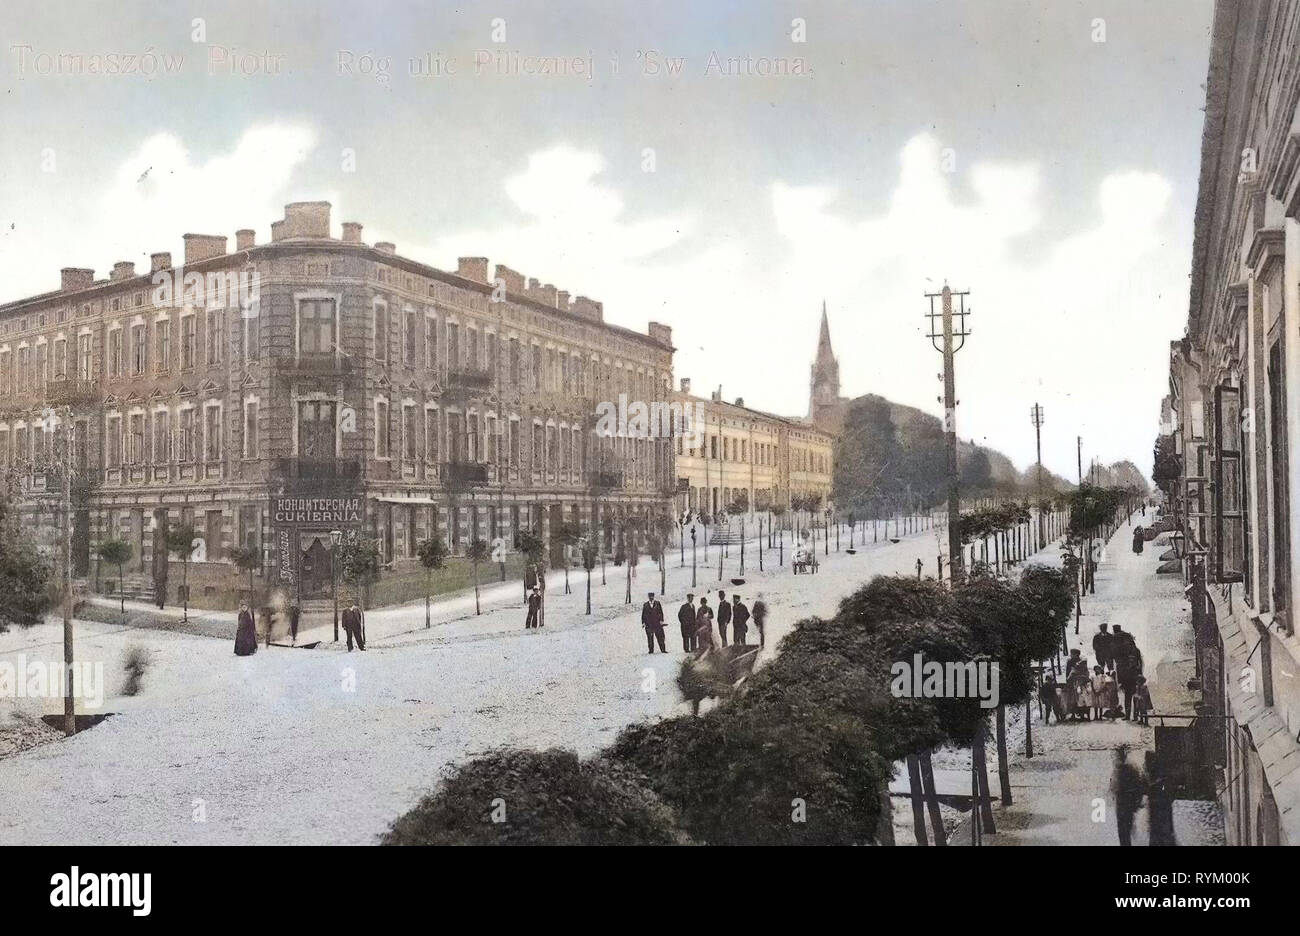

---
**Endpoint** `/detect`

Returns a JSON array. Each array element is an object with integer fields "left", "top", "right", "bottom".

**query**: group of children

[{"left": 1043, "top": 650, "right": 1152, "bottom": 724}]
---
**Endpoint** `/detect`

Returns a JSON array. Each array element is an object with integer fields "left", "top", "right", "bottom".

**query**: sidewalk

[{"left": 951, "top": 514, "right": 1223, "bottom": 846}]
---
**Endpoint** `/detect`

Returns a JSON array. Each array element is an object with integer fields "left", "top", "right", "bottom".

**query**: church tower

[{"left": 809, "top": 301, "right": 841, "bottom": 421}]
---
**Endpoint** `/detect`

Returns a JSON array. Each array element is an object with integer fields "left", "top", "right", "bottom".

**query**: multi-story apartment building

[
  {"left": 672, "top": 378, "right": 833, "bottom": 519},
  {"left": 1163, "top": 0, "right": 1300, "bottom": 845},
  {"left": 0, "top": 202, "right": 676, "bottom": 607}
]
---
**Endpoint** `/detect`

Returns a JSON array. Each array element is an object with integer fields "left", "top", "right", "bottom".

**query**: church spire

[
  {"left": 816, "top": 300, "right": 833, "bottom": 363},
  {"left": 809, "top": 301, "right": 841, "bottom": 419}
]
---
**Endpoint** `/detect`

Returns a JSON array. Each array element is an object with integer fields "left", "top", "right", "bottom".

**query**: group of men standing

[
  {"left": 639, "top": 590, "right": 769, "bottom": 655},
  {"left": 1092, "top": 622, "right": 1144, "bottom": 719}
]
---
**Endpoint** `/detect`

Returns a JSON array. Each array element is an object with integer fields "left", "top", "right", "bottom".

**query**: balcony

[
  {"left": 273, "top": 457, "right": 362, "bottom": 488},
  {"left": 46, "top": 379, "right": 101, "bottom": 408},
  {"left": 590, "top": 471, "right": 624, "bottom": 491},
  {"left": 443, "top": 460, "right": 489, "bottom": 485},
  {"left": 273, "top": 354, "right": 354, "bottom": 378},
  {"left": 445, "top": 367, "right": 493, "bottom": 393}
]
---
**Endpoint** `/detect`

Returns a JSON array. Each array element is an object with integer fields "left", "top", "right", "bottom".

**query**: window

[
  {"left": 204, "top": 405, "right": 222, "bottom": 462},
  {"left": 153, "top": 410, "right": 170, "bottom": 463},
  {"left": 206, "top": 510, "right": 224, "bottom": 562},
  {"left": 243, "top": 400, "right": 259, "bottom": 459},
  {"left": 132, "top": 323, "right": 147, "bottom": 375},
  {"left": 374, "top": 303, "right": 388, "bottom": 362},
  {"left": 128, "top": 413, "right": 145, "bottom": 464},
  {"left": 239, "top": 505, "right": 260, "bottom": 550},
  {"left": 508, "top": 419, "right": 519, "bottom": 467},
  {"left": 155, "top": 319, "right": 171, "bottom": 372},
  {"left": 403, "top": 405, "right": 417, "bottom": 460},
  {"left": 509, "top": 338, "right": 520, "bottom": 384},
  {"left": 298, "top": 299, "right": 336, "bottom": 355},
  {"left": 467, "top": 328, "right": 479, "bottom": 370},
  {"left": 242, "top": 307, "right": 260, "bottom": 361},
  {"left": 106, "top": 415, "right": 122, "bottom": 467},
  {"left": 531, "top": 345, "right": 541, "bottom": 391},
  {"left": 35, "top": 344, "right": 46, "bottom": 391},
  {"left": 375, "top": 399, "right": 390, "bottom": 458},
  {"left": 297, "top": 401, "right": 336, "bottom": 458},
  {"left": 0, "top": 351, "right": 8, "bottom": 394},
  {"left": 179, "top": 408, "right": 196, "bottom": 461},
  {"left": 448, "top": 412, "right": 465, "bottom": 462},
  {"left": 181, "top": 315, "right": 196, "bottom": 369},
  {"left": 17, "top": 347, "right": 29, "bottom": 391},
  {"left": 53, "top": 339, "right": 66, "bottom": 379},
  {"left": 404, "top": 311, "right": 417, "bottom": 366},
  {"left": 108, "top": 329, "right": 122, "bottom": 377},
  {"left": 1269, "top": 340, "right": 1289, "bottom": 622},
  {"left": 425, "top": 316, "right": 439, "bottom": 370},
  {"left": 425, "top": 408, "right": 440, "bottom": 462},
  {"left": 447, "top": 323, "right": 459, "bottom": 370},
  {"left": 205, "top": 310, "right": 223, "bottom": 365}
]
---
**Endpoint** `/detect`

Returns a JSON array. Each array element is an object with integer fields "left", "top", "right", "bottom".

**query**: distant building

[
  {"left": 1164, "top": 0, "right": 1300, "bottom": 845},
  {"left": 672, "top": 378, "right": 833, "bottom": 520},
  {"left": 808, "top": 302, "right": 849, "bottom": 436}
]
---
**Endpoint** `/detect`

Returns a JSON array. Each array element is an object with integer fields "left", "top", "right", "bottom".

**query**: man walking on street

[
  {"left": 1111, "top": 624, "right": 1143, "bottom": 719},
  {"left": 752, "top": 594, "right": 768, "bottom": 648},
  {"left": 716, "top": 590, "right": 731, "bottom": 647},
  {"left": 524, "top": 586, "right": 541, "bottom": 629},
  {"left": 1111, "top": 745, "right": 1144, "bottom": 846},
  {"left": 342, "top": 600, "right": 366, "bottom": 652},
  {"left": 678, "top": 593, "right": 697, "bottom": 652},
  {"left": 641, "top": 591, "right": 666, "bottom": 653},
  {"left": 731, "top": 594, "right": 750, "bottom": 646}
]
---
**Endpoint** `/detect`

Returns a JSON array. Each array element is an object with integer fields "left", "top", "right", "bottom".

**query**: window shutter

[{"left": 1214, "top": 384, "right": 1244, "bottom": 583}]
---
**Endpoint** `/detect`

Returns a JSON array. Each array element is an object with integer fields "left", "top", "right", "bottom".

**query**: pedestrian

[
  {"left": 752, "top": 594, "right": 768, "bottom": 648},
  {"left": 1111, "top": 625, "right": 1143, "bottom": 719},
  {"left": 1065, "top": 647, "right": 1084, "bottom": 681},
  {"left": 342, "top": 600, "right": 366, "bottom": 651},
  {"left": 677, "top": 593, "right": 697, "bottom": 652},
  {"left": 641, "top": 591, "right": 666, "bottom": 654},
  {"left": 695, "top": 597, "right": 715, "bottom": 654},
  {"left": 1090, "top": 665, "right": 1107, "bottom": 721},
  {"left": 234, "top": 601, "right": 257, "bottom": 656},
  {"left": 716, "top": 590, "right": 731, "bottom": 646},
  {"left": 1039, "top": 672, "right": 1066, "bottom": 724},
  {"left": 524, "top": 586, "right": 541, "bottom": 630},
  {"left": 1111, "top": 746, "right": 1145, "bottom": 847},
  {"left": 1067, "top": 655, "right": 1092, "bottom": 720},
  {"left": 289, "top": 601, "right": 301, "bottom": 645},
  {"left": 1132, "top": 525, "right": 1145, "bottom": 555},
  {"left": 731, "top": 594, "right": 750, "bottom": 646},
  {"left": 1092, "top": 622, "right": 1115, "bottom": 674},
  {"left": 1133, "top": 676, "right": 1152, "bottom": 726},
  {"left": 1144, "top": 751, "right": 1177, "bottom": 846}
]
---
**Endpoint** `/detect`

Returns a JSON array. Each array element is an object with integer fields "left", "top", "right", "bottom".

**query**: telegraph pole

[
  {"left": 1077, "top": 436, "right": 1083, "bottom": 485},
  {"left": 1031, "top": 403, "right": 1045, "bottom": 547},
  {"left": 925, "top": 284, "right": 970, "bottom": 580}
]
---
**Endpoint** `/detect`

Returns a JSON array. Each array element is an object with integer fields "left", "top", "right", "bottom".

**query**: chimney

[
  {"left": 111, "top": 261, "right": 136, "bottom": 281},
  {"left": 235, "top": 229, "right": 255, "bottom": 250},
  {"left": 457, "top": 257, "right": 489, "bottom": 283},
  {"left": 281, "top": 201, "right": 331, "bottom": 239},
  {"left": 537, "top": 283, "right": 557, "bottom": 306},
  {"left": 494, "top": 265, "right": 526, "bottom": 294},
  {"left": 60, "top": 268, "right": 95, "bottom": 291},
  {"left": 556, "top": 290, "right": 570, "bottom": 311},
  {"left": 342, "top": 222, "right": 363, "bottom": 244},
  {"left": 183, "top": 234, "right": 228, "bottom": 264},
  {"left": 648, "top": 322, "right": 673, "bottom": 346},
  {"left": 375, "top": 241, "right": 396, "bottom": 255},
  {"left": 270, "top": 220, "right": 287, "bottom": 242},
  {"left": 735, "top": 397, "right": 745, "bottom": 407},
  {"left": 680, "top": 377, "right": 691, "bottom": 394},
  {"left": 711, "top": 385, "right": 722, "bottom": 403},
  {"left": 150, "top": 252, "right": 172, "bottom": 274},
  {"left": 572, "top": 296, "right": 603, "bottom": 322}
]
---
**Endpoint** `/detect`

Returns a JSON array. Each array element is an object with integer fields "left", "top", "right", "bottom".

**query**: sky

[{"left": 0, "top": 0, "right": 1215, "bottom": 483}]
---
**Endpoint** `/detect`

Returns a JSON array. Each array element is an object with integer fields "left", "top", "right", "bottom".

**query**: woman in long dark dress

[
  {"left": 1132, "top": 525, "right": 1145, "bottom": 554},
  {"left": 234, "top": 601, "right": 258, "bottom": 656}
]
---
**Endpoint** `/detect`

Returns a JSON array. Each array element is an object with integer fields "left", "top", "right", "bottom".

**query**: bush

[
  {"left": 122, "top": 646, "right": 151, "bottom": 696},
  {"left": 382, "top": 748, "right": 689, "bottom": 846}
]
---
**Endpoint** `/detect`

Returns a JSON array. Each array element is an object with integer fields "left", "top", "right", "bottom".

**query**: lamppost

[
  {"left": 690, "top": 524, "right": 697, "bottom": 588},
  {"left": 330, "top": 528, "right": 343, "bottom": 642}
]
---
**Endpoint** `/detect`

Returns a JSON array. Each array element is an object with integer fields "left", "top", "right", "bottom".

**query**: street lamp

[
  {"left": 330, "top": 529, "right": 343, "bottom": 642},
  {"left": 690, "top": 524, "right": 697, "bottom": 589}
]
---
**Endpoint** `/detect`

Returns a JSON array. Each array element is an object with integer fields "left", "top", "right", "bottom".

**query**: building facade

[
  {"left": 0, "top": 202, "right": 676, "bottom": 607},
  {"left": 672, "top": 379, "right": 833, "bottom": 519},
  {"left": 1164, "top": 0, "right": 1300, "bottom": 845}
]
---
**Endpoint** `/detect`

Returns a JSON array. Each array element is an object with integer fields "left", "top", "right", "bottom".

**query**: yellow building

[{"left": 671, "top": 379, "right": 833, "bottom": 519}]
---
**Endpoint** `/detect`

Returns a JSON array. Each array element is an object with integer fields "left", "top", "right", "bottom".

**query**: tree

[
  {"left": 416, "top": 536, "right": 449, "bottom": 629},
  {"left": 0, "top": 499, "right": 53, "bottom": 632},
  {"left": 97, "top": 539, "right": 133, "bottom": 620},
  {"left": 228, "top": 545, "right": 261, "bottom": 605},
  {"left": 555, "top": 522, "right": 581, "bottom": 595},
  {"left": 383, "top": 748, "right": 687, "bottom": 845},
  {"left": 466, "top": 537, "right": 489, "bottom": 615},
  {"left": 1152, "top": 433, "right": 1182, "bottom": 497},
  {"left": 960, "top": 446, "right": 994, "bottom": 495},
  {"left": 832, "top": 395, "right": 901, "bottom": 516},
  {"left": 580, "top": 534, "right": 598, "bottom": 615},
  {"left": 164, "top": 523, "right": 198, "bottom": 623},
  {"left": 518, "top": 529, "right": 545, "bottom": 593},
  {"left": 337, "top": 537, "right": 382, "bottom": 613}
]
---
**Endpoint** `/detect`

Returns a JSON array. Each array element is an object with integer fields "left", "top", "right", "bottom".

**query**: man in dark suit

[
  {"left": 716, "top": 590, "right": 731, "bottom": 646},
  {"left": 677, "top": 594, "right": 697, "bottom": 652},
  {"left": 524, "top": 587, "right": 541, "bottom": 629},
  {"left": 731, "top": 594, "right": 750, "bottom": 646},
  {"left": 342, "top": 601, "right": 365, "bottom": 652},
  {"left": 641, "top": 591, "right": 666, "bottom": 653}
]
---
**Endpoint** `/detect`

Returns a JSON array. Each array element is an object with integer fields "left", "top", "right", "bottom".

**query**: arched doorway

[{"left": 300, "top": 535, "right": 332, "bottom": 599}]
